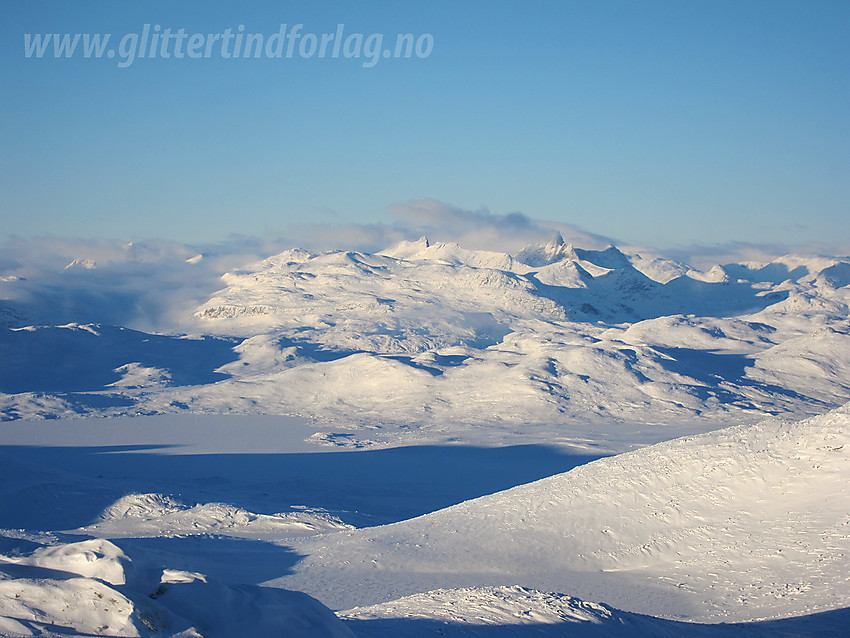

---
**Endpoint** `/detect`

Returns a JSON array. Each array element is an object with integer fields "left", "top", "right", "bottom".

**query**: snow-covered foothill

[
  {"left": 75, "top": 492, "right": 354, "bottom": 539},
  {"left": 341, "top": 585, "right": 850, "bottom": 637}
]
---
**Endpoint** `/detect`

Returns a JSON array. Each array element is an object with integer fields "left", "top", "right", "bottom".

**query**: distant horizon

[{"left": 2, "top": 198, "right": 849, "bottom": 275}]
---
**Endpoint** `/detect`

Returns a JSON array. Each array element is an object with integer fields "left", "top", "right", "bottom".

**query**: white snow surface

[
  {"left": 2, "top": 407, "right": 848, "bottom": 636},
  {"left": 276, "top": 405, "right": 850, "bottom": 623},
  {"left": 0, "top": 538, "right": 354, "bottom": 637},
  {"left": 3, "top": 237, "right": 848, "bottom": 448},
  {"left": 2, "top": 237, "right": 850, "bottom": 636},
  {"left": 340, "top": 585, "right": 850, "bottom": 637},
  {"left": 3, "top": 238, "right": 850, "bottom": 436},
  {"left": 75, "top": 493, "right": 354, "bottom": 540}
]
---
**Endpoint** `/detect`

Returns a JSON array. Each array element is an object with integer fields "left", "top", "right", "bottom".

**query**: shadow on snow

[
  {"left": 0, "top": 325, "right": 240, "bottom": 393},
  {"left": 342, "top": 604, "right": 850, "bottom": 637},
  {"left": 0, "top": 443, "right": 604, "bottom": 530}
]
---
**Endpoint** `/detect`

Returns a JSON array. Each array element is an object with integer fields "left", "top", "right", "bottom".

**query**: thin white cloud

[
  {"left": 3, "top": 204, "right": 847, "bottom": 333},
  {"left": 269, "top": 199, "right": 616, "bottom": 254},
  {"left": 661, "top": 240, "right": 850, "bottom": 270},
  {"left": 0, "top": 237, "right": 229, "bottom": 333},
  {"left": 385, "top": 198, "right": 615, "bottom": 252}
]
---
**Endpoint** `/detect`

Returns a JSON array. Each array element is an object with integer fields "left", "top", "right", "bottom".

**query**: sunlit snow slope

[
  {"left": 275, "top": 404, "right": 850, "bottom": 623},
  {"left": 341, "top": 586, "right": 850, "bottom": 637}
]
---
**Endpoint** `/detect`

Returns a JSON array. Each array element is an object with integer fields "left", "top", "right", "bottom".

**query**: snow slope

[
  {"left": 341, "top": 586, "right": 850, "bottom": 637},
  {"left": 274, "top": 404, "right": 850, "bottom": 623},
  {"left": 1, "top": 408, "right": 848, "bottom": 635},
  {"left": 0, "top": 536, "right": 354, "bottom": 637}
]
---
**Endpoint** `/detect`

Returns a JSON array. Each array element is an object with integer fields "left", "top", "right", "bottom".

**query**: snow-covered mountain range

[
  {"left": 2, "top": 235, "right": 849, "bottom": 444},
  {"left": 1, "top": 235, "right": 849, "bottom": 636}
]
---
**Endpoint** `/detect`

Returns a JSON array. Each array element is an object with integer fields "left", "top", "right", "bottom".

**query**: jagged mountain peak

[
  {"left": 380, "top": 237, "right": 519, "bottom": 271},
  {"left": 514, "top": 236, "right": 635, "bottom": 273},
  {"left": 514, "top": 233, "right": 578, "bottom": 267},
  {"left": 548, "top": 231, "right": 566, "bottom": 248},
  {"left": 380, "top": 236, "right": 432, "bottom": 259},
  {"left": 65, "top": 258, "right": 97, "bottom": 270}
]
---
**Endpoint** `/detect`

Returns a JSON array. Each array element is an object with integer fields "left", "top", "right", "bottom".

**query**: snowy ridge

[
  {"left": 342, "top": 586, "right": 626, "bottom": 635},
  {"left": 341, "top": 585, "right": 850, "bottom": 637},
  {"left": 75, "top": 493, "right": 354, "bottom": 539},
  {"left": 276, "top": 404, "right": 850, "bottom": 622}
]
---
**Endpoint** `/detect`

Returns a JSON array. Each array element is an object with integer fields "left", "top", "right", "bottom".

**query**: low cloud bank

[{"left": 2, "top": 199, "right": 846, "bottom": 333}]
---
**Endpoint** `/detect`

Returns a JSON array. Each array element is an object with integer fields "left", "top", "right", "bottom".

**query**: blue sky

[{"left": 2, "top": 1, "right": 848, "bottom": 251}]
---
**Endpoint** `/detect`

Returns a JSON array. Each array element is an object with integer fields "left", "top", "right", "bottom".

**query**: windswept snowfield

[{"left": 1, "top": 236, "right": 849, "bottom": 636}]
